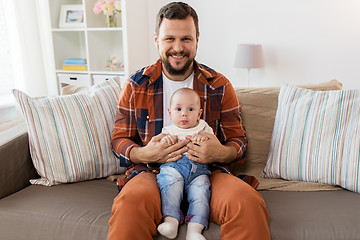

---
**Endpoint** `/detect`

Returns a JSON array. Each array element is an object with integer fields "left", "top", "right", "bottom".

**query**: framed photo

[{"left": 59, "top": 5, "right": 84, "bottom": 28}]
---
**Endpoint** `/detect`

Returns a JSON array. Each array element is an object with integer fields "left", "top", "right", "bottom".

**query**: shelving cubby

[{"left": 40, "top": 0, "right": 149, "bottom": 94}]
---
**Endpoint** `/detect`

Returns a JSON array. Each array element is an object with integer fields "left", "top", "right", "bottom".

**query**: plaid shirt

[{"left": 111, "top": 59, "right": 247, "bottom": 169}]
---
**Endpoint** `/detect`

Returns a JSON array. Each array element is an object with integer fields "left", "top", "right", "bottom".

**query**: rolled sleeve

[
  {"left": 220, "top": 82, "right": 247, "bottom": 163},
  {"left": 111, "top": 79, "right": 140, "bottom": 167}
]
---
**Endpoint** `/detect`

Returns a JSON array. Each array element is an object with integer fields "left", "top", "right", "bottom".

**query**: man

[{"left": 108, "top": 2, "right": 270, "bottom": 240}]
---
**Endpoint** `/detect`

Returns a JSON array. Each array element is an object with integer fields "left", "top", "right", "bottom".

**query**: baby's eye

[
  {"left": 189, "top": 108, "right": 194, "bottom": 111},
  {"left": 176, "top": 108, "right": 181, "bottom": 111}
]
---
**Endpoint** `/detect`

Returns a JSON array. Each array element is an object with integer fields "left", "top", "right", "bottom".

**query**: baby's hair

[{"left": 170, "top": 88, "right": 201, "bottom": 107}]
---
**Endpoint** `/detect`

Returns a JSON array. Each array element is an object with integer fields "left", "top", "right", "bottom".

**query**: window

[
  {"left": 0, "top": 0, "right": 23, "bottom": 132},
  {"left": 0, "top": 0, "right": 14, "bottom": 100}
]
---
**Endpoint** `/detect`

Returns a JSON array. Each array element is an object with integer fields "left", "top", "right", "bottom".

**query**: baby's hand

[
  {"left": 160, "top": 134, "right": 178, "bottom": 145},
  {"left": 190, "top": 133, "right": 209, "bottom": 145}
]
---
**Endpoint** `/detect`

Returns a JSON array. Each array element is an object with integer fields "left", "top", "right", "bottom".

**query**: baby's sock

[
  {"left": 157, "top": 216, "right": 179, "bottom": 239},
  {"left": 186, "top": 222, "right": 206, "bottom": 240}
]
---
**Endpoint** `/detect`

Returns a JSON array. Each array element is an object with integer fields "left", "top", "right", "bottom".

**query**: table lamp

[{"left": 234, "top": 44, "right": 264, "bottom": 86}]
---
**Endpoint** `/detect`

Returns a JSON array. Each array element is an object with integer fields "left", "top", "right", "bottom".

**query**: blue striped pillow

[
  {"left": 262, "top": 84, "right": 360, "bottom": 193},
  {"left": 13, "top": 78, "right": 125, "bottom": 186}
]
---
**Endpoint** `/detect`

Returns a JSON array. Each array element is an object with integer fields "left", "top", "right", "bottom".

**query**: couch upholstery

[{"left": 1, "top": 81, "right": 360, "bottom": 240}]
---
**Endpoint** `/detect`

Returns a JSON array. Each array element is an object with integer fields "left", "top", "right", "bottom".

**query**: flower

[
  {"left": 93, "top": 0, "right": 121, "bottom": 16},
  {"left": 114, "top": 1, "right": 121, "bottom": 11}
]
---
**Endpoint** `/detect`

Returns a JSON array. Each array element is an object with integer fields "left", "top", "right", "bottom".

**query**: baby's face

[{"left": 168, "top": 91, "right": 202, "bottom": 129}]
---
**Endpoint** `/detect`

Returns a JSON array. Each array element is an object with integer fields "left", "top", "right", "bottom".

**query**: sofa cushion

[
  {"left": 12, "top": 78, "right": 124, "bottom": 186},
  {"left": 260, "top": 190, "right": 360, "bottom": 240},
  {"left": 0, "top": 179, "right": 116, "bottom": 240},
  {"left": 232, "top": 80, "right": 343, "bottom": 191},
  {"left": 262, "top": 84, "right": 360, "bottom": 193},
  {"left": 0, "top": 179, "right": 220, "bottom": 240}
]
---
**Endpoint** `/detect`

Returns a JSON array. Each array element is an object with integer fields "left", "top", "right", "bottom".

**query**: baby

[{"left": 157, "top": 88, "right": 213, "bottom": 240}]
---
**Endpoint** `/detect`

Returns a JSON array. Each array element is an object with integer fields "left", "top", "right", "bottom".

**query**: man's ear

[
  {"left": 154, "top": 32, "right": 159, "bottom": 49},
  {"left": 196, "top": 32, "right": 200, "bottom": 49}
]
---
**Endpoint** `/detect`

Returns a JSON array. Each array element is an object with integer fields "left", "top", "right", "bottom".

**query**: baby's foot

[
  {"left": 186, "top": 222, "right": 206, "bottom": 240},
  {"left": 186, "top": 231, "right": 206, "bottom": 240},
  {"left": 157, "top": 217, "right": 179, "bottom": 239}
]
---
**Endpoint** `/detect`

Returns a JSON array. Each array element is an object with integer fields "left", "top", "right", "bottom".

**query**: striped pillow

[
  {"left": 13, "top": 78, "right": 125, "bottom": 186},
  {"left": 262, "top": 84, "right": 360, "bottom": 192}
]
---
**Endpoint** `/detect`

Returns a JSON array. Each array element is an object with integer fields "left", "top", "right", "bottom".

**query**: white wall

[{"left": 147, "top": 0, "right": 360, "bottom": 89}]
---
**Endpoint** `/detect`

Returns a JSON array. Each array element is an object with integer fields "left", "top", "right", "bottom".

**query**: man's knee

[
  {"left": 115, "top": 173, "right": 161, "bottom": 211},
  {"left": 210, "top": 173, "right": 267, "bottom": 218}
]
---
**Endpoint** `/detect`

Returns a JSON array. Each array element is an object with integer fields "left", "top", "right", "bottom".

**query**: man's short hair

[{"left": 155, "top": 2, "right": 199, "bottom": 37}]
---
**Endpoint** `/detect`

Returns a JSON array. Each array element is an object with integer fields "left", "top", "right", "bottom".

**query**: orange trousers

[{"left": 108, "top": 171, "right": 270, "bottom": 240}]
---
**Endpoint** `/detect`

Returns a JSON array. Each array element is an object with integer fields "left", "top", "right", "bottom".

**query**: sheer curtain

[
  {"left": 0, "top": 1, "right": 16, "bottom": 104},
  {"left": 0, "top": 0, "right": 47, "bottom": 130}
]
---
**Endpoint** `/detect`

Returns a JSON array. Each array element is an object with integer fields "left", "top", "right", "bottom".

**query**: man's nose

[{"left": 173, "top": 40, "right": 183, "bottom": 52}]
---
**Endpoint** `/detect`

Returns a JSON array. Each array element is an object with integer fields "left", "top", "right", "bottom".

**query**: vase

[{"left": 106, "top": 14, "right": 117, "bottom": 27}]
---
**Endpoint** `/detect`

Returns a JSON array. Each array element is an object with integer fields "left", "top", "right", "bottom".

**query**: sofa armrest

[{"left": 0, "top": 124, "right": 38, "bottom": 199}]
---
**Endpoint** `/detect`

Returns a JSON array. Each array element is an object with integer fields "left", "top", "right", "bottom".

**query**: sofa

[{"left": 1, "top": 79, "right": 360, "bottom": 240}]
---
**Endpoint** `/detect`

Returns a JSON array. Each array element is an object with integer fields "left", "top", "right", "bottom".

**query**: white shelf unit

[{"left": 39, "top": 0, "right": 149, "bottom": 95}]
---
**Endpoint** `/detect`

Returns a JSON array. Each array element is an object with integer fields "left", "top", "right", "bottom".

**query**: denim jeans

[{"left": 156, "top": 155, "right": 211, "bottom": 229}]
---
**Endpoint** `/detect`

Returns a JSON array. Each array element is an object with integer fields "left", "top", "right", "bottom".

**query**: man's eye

[{"left": 166, "top": 38, "right": 174, "bottom": 41}]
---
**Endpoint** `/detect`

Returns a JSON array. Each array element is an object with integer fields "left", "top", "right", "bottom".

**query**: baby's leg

[
  {"left": 185, "top": 174, "right": 211, "bottom": 240},
  {"left": 157, "top": 166, "right": 184, "bottom": 239}
]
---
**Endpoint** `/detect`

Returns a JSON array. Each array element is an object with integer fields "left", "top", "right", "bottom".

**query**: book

[
  {"left": 62, "top": 65, "right": 87, "bottom": 71},
  {"left": 63, "top": 58, "right": 87, "bottom": 64},
  {"left": 63, "top": 63, "right": 87, "bottom": 67}
]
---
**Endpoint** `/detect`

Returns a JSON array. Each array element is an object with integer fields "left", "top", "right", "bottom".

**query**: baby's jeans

[{"left": 156, "top": 155, "right": 211, "bottom": 229}]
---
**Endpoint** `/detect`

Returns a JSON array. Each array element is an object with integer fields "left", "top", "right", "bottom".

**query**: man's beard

[{"left": 161, "top": 51, "right": 194, "bottom": 76}]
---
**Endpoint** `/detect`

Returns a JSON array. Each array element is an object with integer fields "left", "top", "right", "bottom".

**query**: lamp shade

[{"left": 234, "top": 44, "right": 264, "bottom": 69}]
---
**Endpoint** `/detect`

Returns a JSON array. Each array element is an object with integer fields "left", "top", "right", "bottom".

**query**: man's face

[{"left": 155, "top": 16, "right": 199, "bottom": 80}]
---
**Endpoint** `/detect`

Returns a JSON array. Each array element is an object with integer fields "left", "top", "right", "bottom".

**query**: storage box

[
  {"left": 57, "top": 73, "right": 91, "bottom": 87},
  {"left": 92, "top": 74, "right": 127, "bottom": 87}
]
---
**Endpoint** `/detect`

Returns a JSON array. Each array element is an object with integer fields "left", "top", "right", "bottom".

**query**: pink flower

[
  {"left": 93, "top": 0, "right": 121, "bottom": 16},
  {"left": 93, "top": 0, "right": 105, "bottom": 14}
]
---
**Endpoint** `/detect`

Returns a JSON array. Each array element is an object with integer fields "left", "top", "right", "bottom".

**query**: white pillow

[
  {"left": 13, "top": 78, "right": 125, "bottom": 186},
  {"left": 262, "top": 84, "right": 360, "bottom": 193}
]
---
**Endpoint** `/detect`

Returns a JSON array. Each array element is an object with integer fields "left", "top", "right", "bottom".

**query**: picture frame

[{"left": 59, "top": 5, "right": 84, "bottom": 28}]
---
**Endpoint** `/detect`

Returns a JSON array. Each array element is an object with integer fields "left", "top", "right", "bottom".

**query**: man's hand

[
  {"left": 130, "top": 133, "right": 188, "bottom": 164},
  {"left": 185, "top": 133, "right": 237, "bottom": 164},
  {"left": 189, "top": 133, "right": 209, "bottom": 145}
]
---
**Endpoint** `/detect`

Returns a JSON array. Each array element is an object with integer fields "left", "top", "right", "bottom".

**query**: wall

[{"left": 147, "top": 0, "right": 360, "bottom": 89}]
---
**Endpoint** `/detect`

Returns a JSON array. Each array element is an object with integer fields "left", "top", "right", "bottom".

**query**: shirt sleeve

[
  {"left": 111, "top": 79, "right": 140, "bottom": 167},
  {"left": 220, "top": 82, "right": 247, "bottom": 163}
]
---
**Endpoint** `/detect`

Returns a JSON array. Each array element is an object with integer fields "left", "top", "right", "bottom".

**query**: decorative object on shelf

[
  {"left": 105, "top": 56, "right": 124, "bottom": 71},
  {"left": 234, "top": 44, "right": 264, "bottom": 86},
  {"left": 93, "top": 0, "right": 122, "bottom": 27},
  {"left": 59, "top": 5, "right": 84, "bottom": 28},
  {"left": 62, "top": 58, "right": 87, "bottom": 71}
]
